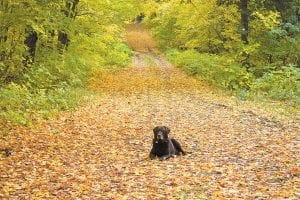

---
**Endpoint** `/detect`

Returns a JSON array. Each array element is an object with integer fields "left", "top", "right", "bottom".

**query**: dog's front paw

[
  {"left": 150, "top": 153, "right": 156, "bottom": 160},
  {"left": 159, "top": 156, "right": 169, "bottom": 161}
]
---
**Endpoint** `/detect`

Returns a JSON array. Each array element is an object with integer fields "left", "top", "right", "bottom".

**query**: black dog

[{"left": 149, "top": 126, "right": 186, "bottom": 160}]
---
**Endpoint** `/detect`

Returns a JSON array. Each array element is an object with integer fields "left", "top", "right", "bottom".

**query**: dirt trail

[
  {"left": 125, "top": 24, "right": 171, "bottom": 69},
  {"left": 1, "top": 24, "right": 299, "bottom": 199}
]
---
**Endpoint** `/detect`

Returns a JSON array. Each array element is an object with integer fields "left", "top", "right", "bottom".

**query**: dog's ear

[
  {"left": 153, "top": 126, "right": 159, "bottom": 139},
  {"left": 153, "top": 126, "right": 159, "bottom": 134},
  {"left": 162, "top": 126, "right": 170, "bottom": 140},
  {"left": 163, "top": 126, "right": 170, "bottom": 134}
]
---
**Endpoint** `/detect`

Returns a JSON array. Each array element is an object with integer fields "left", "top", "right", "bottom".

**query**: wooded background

[
  {"left": 0, "top": 0, "right": 299, "bottom": 125},
  {"left": 143, "top": 0, "right": 299, "bottom": 102}
]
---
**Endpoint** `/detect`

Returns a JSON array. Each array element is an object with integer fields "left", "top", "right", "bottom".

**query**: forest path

[{"left": 1, "top": 24, "right": 299, "bottom": 199}]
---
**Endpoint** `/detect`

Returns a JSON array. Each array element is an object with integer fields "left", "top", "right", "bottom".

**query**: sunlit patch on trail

[
  {"left": 125, "top": 24, "right": 158, "bottom": 53},
  {"left": 89, "top": 66, "right": 207, "bottom": 95}
]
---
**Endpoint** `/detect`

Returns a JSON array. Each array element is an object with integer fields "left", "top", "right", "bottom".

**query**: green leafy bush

[
  {"left": 167, "top": 49, "right": 300, "bottom": 105},
  {"left": 105, "top": 42, "right": 133, "bottom": 67},
  {"left": 0, "top": 83, "right": 85, "bottom": 125},
  {"left": 250, "top": 67, "right": 300, "bottom": 103},
  {"left": 0, "top": 84, "right": 32, "bottom": 125},
  {"left": 167, "top": 49, "right": 253, "bottom": 90}
]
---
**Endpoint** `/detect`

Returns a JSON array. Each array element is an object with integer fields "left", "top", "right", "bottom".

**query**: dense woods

[
  {"left": 0, "top": 0, "right": 299, "bottom": 124},
  {"left": 142, "top": 0, "right": 299, "bottom": 104},
  {"left": 0, "top": 0, "right": 139, "bottom": 124}
]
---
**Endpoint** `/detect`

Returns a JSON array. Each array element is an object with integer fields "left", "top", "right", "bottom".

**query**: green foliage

[
  {"left": 103, "top": 40, "right": 133, "bottom": 67},
  {"left": 249, "top": 10, "right": 300, "bottom": 67},
  {"left": 167, "top": 49, "right": 300, "bottom": 104},
  {"left": 144, "top": 0, "right": 299, "bottom": 66},
  {"left": 167, "top": 49, "right": 253, "bottom": 90},
  {"left": 0, "top": 83, "right": 86, "bottom": 125},
  {"left": 145, "top": 0, "right": 300, "bottom": 106},
  {"left": 0, "top": 0, "right": 140, "bottom": 125},
  {"left": 250, "top": 67, "right": 300, "bottom": 103},
  {"left": 0, "top": 84, "right": 32, "bottom": 125},
  {"left": 145, "top": 0, "right": 240, "bottom": 53}
]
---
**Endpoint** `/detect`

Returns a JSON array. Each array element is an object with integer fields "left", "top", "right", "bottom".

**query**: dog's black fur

[{"left": 150, "top": 126, "right": 186, "bottom": 160}]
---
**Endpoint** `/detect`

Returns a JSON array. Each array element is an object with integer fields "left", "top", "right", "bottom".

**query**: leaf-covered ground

[{"left": 1, "top": 25, "right": 299, "bottom": 199}]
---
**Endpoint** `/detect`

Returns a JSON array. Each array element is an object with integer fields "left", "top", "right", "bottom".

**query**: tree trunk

[
  {"left": 240, "top": 0, "right": 249, "bottom": 44},
  {"left": 58, "top": 0, "right": 79, "bottom": 50},
  {"left": 65, "top": 0, "right": 79, "bottom": 19},
  {"left": 0, "top": 0, "right": 9, "bottom": 62},
  {"left": 24, "top": 29, "right": 38, "bottom": 64}
]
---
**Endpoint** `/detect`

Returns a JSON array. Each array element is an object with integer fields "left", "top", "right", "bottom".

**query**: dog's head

[{"left": 153, "top": 126, "right": 170, "bottom": 142}]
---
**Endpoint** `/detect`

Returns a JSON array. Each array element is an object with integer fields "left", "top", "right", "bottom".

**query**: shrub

[
  {"left": 0, "top": 84, "right": 32, "bottom": 125},
  {"left": 250, "top": 66, "right": 300, "bottom": 103},
  {"left": 167, "top": 49, "right": 300, "bottom": 105},
  {"left": 0, "top": 83, "right": 86, "bottom": 125},
  {"left": 167, "top": 49, "right": 253, "bottom": 90}
]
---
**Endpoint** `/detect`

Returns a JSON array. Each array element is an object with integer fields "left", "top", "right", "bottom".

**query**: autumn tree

[{"left": 0, "top": 0, "right": 140, "bottom": 124}]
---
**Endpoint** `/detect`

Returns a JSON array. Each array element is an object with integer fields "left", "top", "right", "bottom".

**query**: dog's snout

[{"left": 157, "top": 131, "right": 164, "bottom": 139}]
